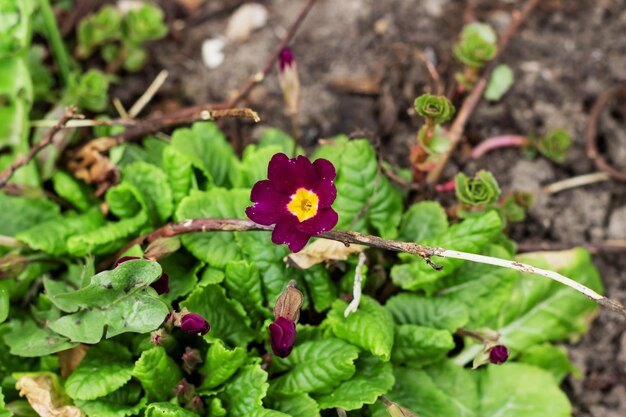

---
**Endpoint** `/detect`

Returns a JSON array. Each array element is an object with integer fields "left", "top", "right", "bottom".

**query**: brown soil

[{"left": 119, "top": 0, "right": 626, "bottom": 414}]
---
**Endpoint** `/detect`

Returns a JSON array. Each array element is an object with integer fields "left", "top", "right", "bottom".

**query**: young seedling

[
  {"left": 471, "top": 128, "right": 573, "bottom": 163},
  {"left": 454, "top": 23, "right": 498, "bottom": 90}
]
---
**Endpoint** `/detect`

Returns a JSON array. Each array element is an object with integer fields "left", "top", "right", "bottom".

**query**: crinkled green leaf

[
  {"left": 0, "top": 288, "right": 8, "bottom": 324},
  {"left": 0, "top": 194, "right": 60, "bottom": 236},
  {"left": 220, "top": 365, "right": 270, "bottom": 415},
  {"left": 258, "top": 128, "right": 295, "bottom": 154},
  {"left": 65, "top": 342, "right": 133, "bottom": 400},
  {"left": 302, "top": 264, "right": 336, "bottom": 313},
  {"left": 16, "top": 208, "right": 105, "bottom": 256},
  {"left": 162, "top": 146, "right": 193, "bottom": 207},
  {"left": 315, "top": 355, "right": 394, "bottom": 410},
  {"left": 180, "top": 284, "right": 254, "bottom": 346},
  {"left": 76, "top": 396, "right": 147, "bottom": 417},
  {"left": 224, "top": 261, "right": 269, "bottom": 320},
  {"left": 118, "top": 161, "right": 173, "bottom": 224},
  {"left": 485, "top": 64, "right": 514, "bottom": 101},
  {"left": 159, "top": 252, "right": 200, "bottom": 304},
  {"left": 327, "top": 297, "right": 394, "bottom": 361},
  {"left": 105, "top": 182, "right": 143, "bottom": 219},
  {"left": 3, "top": 319, "right": 77, "bottom": 357},
  {"left": 47, "top": 260, "right": 168, "bottom": 343},
  {"left": 170, "top": 122, "right": 238, "bottom": 188},
  {"left": 519, "top": 344, "right": 579, "bottom": 384},
  {"left": 0, "top": 387, "right": 10, "bottom": 417},
  {"left": 199, "top": 340, "right": 247, "bottom": 391},
  {"left": 144, "top": 402, "right": 198, "bottom": 417},
  {"left": 51, "top": 171, "right": 94, "bottom": 211},
  {"left": 391, "top": 210, "right": 502, "bottom": 290},
  {"left": 132, "top": 347, "right": 181, "bottom": 401},
  {"left": 385, "top": 293, "right": 468, "bottom": 332},
  {"left": 236, "top": 145, "right": 282, "bottom": 188},
  {"left": 391, "top": 325, "right": 454, "bottom": 365},
  {"left": 398, "top": 201, "right": 448, "bottom": 243},
  {"left": 175, "top": 189, "right": 249, "bottom": 269},
  {"left": 267, "top": 392, "right": 320, "bottom": 417},
  {"left": 270, "top": 339, "right": 359, "bottom": 394},
  {"left": 479, "top": 363, "right": 571, "bottom": 416},
  {"left": 67, "top": 212, "right": 148, "bottom": 256}
]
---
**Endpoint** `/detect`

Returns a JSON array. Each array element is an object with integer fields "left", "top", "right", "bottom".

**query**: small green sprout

[
  {"left": 414, "top": 93, "right": 456, "bottom": 126},
  {"left": 535, "top": 128, "right": 572, "bottom": 163},
  {"left": 454, "top": 23, "right": 498, "bottom": 89},
  {"left": 455, "top": 170, "right": 501, "bottom": 208},
  {"left": 67, "top": 69, "right": 110, "bottom": 111}
]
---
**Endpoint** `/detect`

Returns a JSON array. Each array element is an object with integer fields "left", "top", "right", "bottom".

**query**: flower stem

[
  {"left": 470, "top": 135, "right": 529, "bottom": 159},
  {"left": 106, "top": 218, "right": 626, "bottom": 318},
  {"left": 38, "top": 0, "right": 72, "bottom": 86}
]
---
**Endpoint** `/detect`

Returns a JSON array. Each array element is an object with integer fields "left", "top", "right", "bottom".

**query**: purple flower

[
  {"left": 489, "top": 345, "right": 509, "bottom": 365},
  {"left": 180, "top": 313, "right": 211, "bottom": 336},
  {"left": 279, "top": 47, "right": 295, "bottom": 72},
  {"left": 114, "top": 256, "right": 170, "bottom": 295},
  {"left": 246, "top": 153, "right": 338, "bottom": 252},
  {"left": 269, "top": 316, "right": 296, "bottom": 358}
]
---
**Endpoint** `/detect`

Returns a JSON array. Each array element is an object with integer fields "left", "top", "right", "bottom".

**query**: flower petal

[
  {"left": 313, "top": 179, "right": 336, "bottom": 208},
  {"left": 296, "top": 207, "right": 338, "bottom": 235},
  {"left": 246, "top": 180, "right": 290, "bottom": 225},
  {"left": 313, "top": 158, "right": 336, "bottom": 181},
  {"left": 272, "top": 216, "right": 312, "bottom": 252},
  {"left": 268, "top": 153, "right": 317, "bottom": 194}
]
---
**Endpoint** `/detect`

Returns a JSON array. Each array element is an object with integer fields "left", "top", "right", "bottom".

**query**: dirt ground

[{"left": 114, "top": 0, "right": 626, "bottom": 415}]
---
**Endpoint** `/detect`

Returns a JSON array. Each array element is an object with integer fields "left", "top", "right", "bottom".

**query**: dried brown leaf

[
  {"left": 286, "top": 239, "right": 364, "bottom": 269},
  {"left": 58, "top": 345, "right": 89, "bottom": 379},
  {"left": 15, "top": 373, "right": 84, "bottom": 417}
]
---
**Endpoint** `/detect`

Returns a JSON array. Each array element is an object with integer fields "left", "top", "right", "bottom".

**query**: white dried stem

[{"left": 344, "top": 252, "right": 367, "bottom": 317}]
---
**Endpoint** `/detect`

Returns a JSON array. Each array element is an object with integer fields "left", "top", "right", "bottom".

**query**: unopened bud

[
  {"left": 277, "top": 47, "right": 300, "bottom": 116},
  {"left": 180, "top": 313, "right": 211, "bottom": 336},
  {"left": 269, "top": 317, "right": 297, "bottom": 358},
  {"left": 488, "top": 344, "right": 509, "bottom": 365},
  {"left": 186, "top": 395, "right": 205, "bottom": 414},
  {"left": 175, "top": 378, "right": 195, "bottom": 403},
  {"left": 273, "top": 280, "right": 303, "bottom": 323},
  {"left": 182, "top": 347, "right": 203, "bottom": 374}
]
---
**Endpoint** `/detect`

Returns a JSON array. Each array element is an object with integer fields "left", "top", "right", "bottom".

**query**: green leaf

[
  {"left": 3, "top": 319, "right": 77, "bottom": 357},
  {"left": 391, "top": 210, "right": 502, "bottom": 290},
  {"left": 48, "top": 259, "right": 168, "bottom": 343},
  {"left": 270, "top": 338, "right": 359, "bottom": 394},
  {"left": 123, "top": 3, "right": 168, "bottom": 44},
  {"left": 519, "top": 344, "right": 579, "bottom": 384},
  {"left": 159, "top": 252, "right": 200, "bottom": 304},
  {"left": 0, "top": 194, "right": 60, "bottom": 236},
  {"left": 327, "top": 297, "right": 394, "bottom": 361},
  {"left": 220, "top": 365, "right": 269, "bottom": 415},
  {"left": 51, "top": 171, "right": 94, "bottom": 211},
  {"left": 175, "top": 189, "right": 249, "bottom": 269},
  {"left": 16, "top": 208, "right": 105, "bottom": 255},
  {"left": 315, "top": 355, "right": 394, "bottom": 410},
  {"left": 301, "top": 265, "right": 336, "bottom": 313},
  {"left": 118, "top": 161, "right": 174, "bottom": 224},
  {"left": 133, "top": 347, "right": 182, "bottom": 401},
  {"left": 76, "top": 5, "right": 121, "bottom": 57},
  {"left": 105, "top": 182, "right": 142, "bottom": 219},
  {"left": 162, "top": 146, "right": 193, "bottom": 207},
  {"left": 267, "top": 392, "right": 320, "bottom": 417},
  {"left": 199, "top": 340, "right": 247, "bottom": 391},
  {"left": 414, "top": 94, "right": 456, "bottom": 124},
  {"left": 180, "top": 284, "right": 255, "bottom": 346},
  {"left": 383, "top": 362, "right": 479, "bottom": 417},
  {"left": 170, "top": 122, "right": 238, "bottom": 188},
  {"left": 65, "top": 342, "right": 134, "bottom": 400},
  {"left": 144, "top": 403, "right": 198, "bottom": 417},
  {"left": 385, "top": 293, "right": 468, "bottom": 332},
  {"left": 398, "top": 201, "right": 448, "bottom": 242},
  {"left": 76, "top": 396, "right": 147, "bottom": 417},
  {"left": 236, "top": 145, "right": 282, "bottom": 188},
  {"left": 0, "top": 288, "right": 8, "bottom": 324},
  {"left": 391, "top": 325, "right": 454, "bottom": 365},
  {"left": 455, "top": 170, "right": 501, "bottom": 208},
  {"left": 0, "top": 386, "right": 11, "bottom": 417},
  {"left": 67, "top": 69, "right": 110, "bottom": 112},
  {"left": 224, "top": 261, "right": 269, "bottom": 320},
  {"left": 536, "top": 128, "right": 572, "bottom": 163},
  {"left": 67, "top": 212, "right": 148, "bottom": 256},
  {"left": 326, "top": 139, "right": 403, "bottom": 238},
  {"left": 484, "top": 64, "right": 514, "bottom": 101},
  {"left": 454, "top": 23, "right": 497, "bottom": 69},
  {"left": 258, "top": 128, "right": 295, "bottom": 154},
  {"left": 479, "top": 363, "right": 571, "bottom": 417}
]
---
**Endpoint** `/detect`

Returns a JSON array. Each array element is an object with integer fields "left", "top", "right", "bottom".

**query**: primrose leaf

[
  {"left": 51, "top": 171, "right": 94, "bottom": 211},
  {"left": 144, "top": 402, "right": 198, "bottom": 417},
  {"left": 47, "top": 259, "right": 168, "bottom": 343},
  {"left": 76, "top": 396, "right": 147, "bottom": 417},
  {"left": 0, "top": 387, "right": 9, "bottom": 417},
  {"left": 65, "top": 342, "right": 134, "bottom": 401},
  {"left": 117, "top": 161, "right": 173, "bottom": 224},
  {"left": 315, "top": 355, "right": 394, "bottom": 410},
  {"left": 398, "top": 201, "right": 448, "bottom": 242},
  {"left": 224, "top": 261, "right": 269, "bottom": 320},
  {"left": 301, "top": 264, "right": 336, "bottom": 313},
  {"left": 479, "top": 363, "right": 571, "bottom": 417},
  {"left": 236, "top": 144, "right": 283, "bottom": 188},
  {"left": 175, "top": 189, "right": 249, "bottom": 269},
  {"left": 324, "top": 139, "right": 403, "bottom": 238},
  {"left": 270, "top": 338, "right": 360, "bottom": 394},
  {"left": 327, "top": 297, "right": 394, "bottom": 361},
  {"left": 170, "top": 122, "right": 238, "bottom": 188},
  {"left": 381, "top": 361, "right": 479, "bottom": 417},
  {"left": 220, "top": 364, "right": 269, "bottom": 416},
  {"left": 180, "top": 284, "right": 255, "bottom": 346},
  {"left": 385, "top": 293, "right": 468, "bottom": 332},
  {"left": 391, "top": 210, "right": 502, "bottom": 291},
  {"left": 67, "top": 211, "right": 148, "bottom": 256},
  {"left": 267, "top": 392, "right": 320, "bottom": 417},
  {"left": 162, "top": 146, "right": 193, "bottom": 207},
  {"left": 3, "top": 319, "right": 77, "bottom": 357},
  {"left": 199, "top": 340, "right": 247, "bottom": 391},
  {"left": 518, "top": 344, "right": 579, "bottom": 384},
  {"left": 484, "top": 64, "right": 514, "bottom": 101},
  {"left": 105, "top": 182, "right": 143, "bottom": 219},
  {"left": 258, "top": 128, "right": 295, "bottom": 154},
  {"left": 0, "top": 194, "right": 60, "bottom": 236},
  {"left": 133, "top": 347, "right": 181, "bottom": 401},
  {"left": 391, "top": 325, "right": 454, "bottom": 365},
  {"left": 16, "top": 208, "right": 105, "bottom": 255}
]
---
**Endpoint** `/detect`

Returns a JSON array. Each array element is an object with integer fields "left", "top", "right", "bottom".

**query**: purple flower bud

[
  {"left": 489, "top": 345, "right": 509, "bottom": 364},
  {"left": 181, "top": 313, "right": 211, "bottom": 336},
  {"left": 114, "top": 256, "right": 170, "bottom": 295},
  {"left": 182, "top": 347, "right": 203, "bottom": 374},
  {"left": 279, "top": 47, "right": 295, "bottom": 72},
  {"left": 269, "top": 316, "right": 296, "bottom": 358}
]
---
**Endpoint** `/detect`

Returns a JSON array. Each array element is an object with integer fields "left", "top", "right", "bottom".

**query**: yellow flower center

[{"left": 287, "top": 188, "right": 319, "bottom": 222}]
